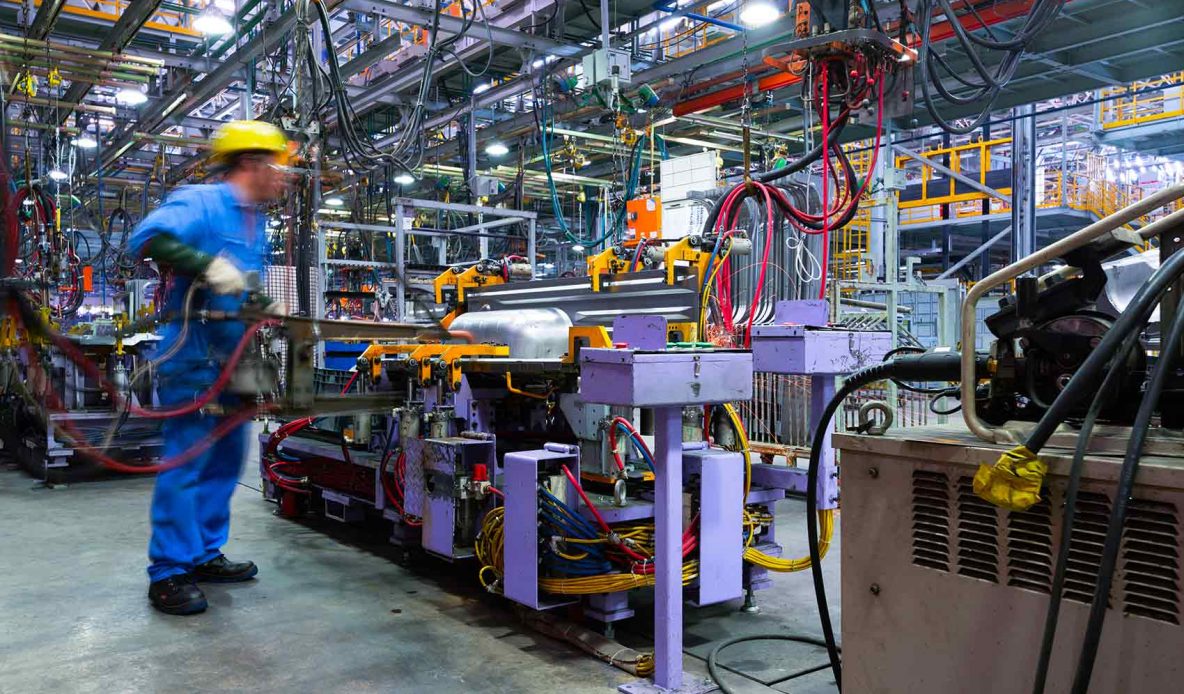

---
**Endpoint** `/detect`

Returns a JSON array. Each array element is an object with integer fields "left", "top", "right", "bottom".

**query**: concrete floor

[{"left": 0, "top": 438, "right": 840, "bottom": 694}]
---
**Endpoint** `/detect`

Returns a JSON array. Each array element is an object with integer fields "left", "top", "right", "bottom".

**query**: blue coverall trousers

[{"left": 147, "top": 384, "right": 248, "bottom": 582}]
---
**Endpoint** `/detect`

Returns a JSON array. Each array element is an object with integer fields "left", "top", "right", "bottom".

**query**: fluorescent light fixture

[
  {"left": 47, "top": 168, "right": 68, "bottom": 182},
  {"left": 194, "top": 7, "right": 233, "bottom": 36},
  {"left": 473, "top": 82, "right": 493, "bottom": 95},
  {"left": 739, "top": 1, "right": 781, "bottom": 27},
  {"left": 394, "top": 173, "right": 416, "bottom": 185},
  {"left": 324, "top": 196, "right": 344, "bottom": 207},
  {"left": 72, "top": 135, "right": 98, "bottom": 149},
  {"left": 571, "top": 244, "right": 585, "bottom": 254},
  {"left": 160, "top": 92, "right": 189, "bottom": 119},
  {"left": 116, "top": 88, "right": 148, "bottom": 106},
  {"left": 485, "top": 141, "right": 509, "bottom": 157}
]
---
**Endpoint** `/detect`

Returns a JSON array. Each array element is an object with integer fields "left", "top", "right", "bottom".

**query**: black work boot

[
  {"left": 192, "top": 554, "right": 258, "bottom": 583},
  {"left": 148, "top": 575, "right": 208, "bottom": 615}
]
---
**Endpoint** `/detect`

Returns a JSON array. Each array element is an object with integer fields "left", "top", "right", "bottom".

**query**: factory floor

[{"left": 0, "top": 432, "right": 840, "bottom": 694}]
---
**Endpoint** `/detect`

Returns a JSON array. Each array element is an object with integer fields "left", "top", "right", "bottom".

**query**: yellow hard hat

[{"left": 210, "top": 120, "right": 288, "bottom": 164}]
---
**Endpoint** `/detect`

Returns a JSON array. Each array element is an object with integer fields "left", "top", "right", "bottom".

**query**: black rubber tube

[
  {"left": 707, "top": 634, "right": 838, "bottom": 694},
  {"left": 1030, "top": 326, "right": 1147, "bottom": 694},
  {"left": 1070, "top": 297, "right": 1184, "bottom": 693}
]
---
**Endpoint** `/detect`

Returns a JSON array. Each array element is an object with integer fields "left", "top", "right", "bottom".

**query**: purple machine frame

[
  {"left": 749, "top": 300, "right": 892, "bottom": 511},
  {"left": 579, "top": 316, "right": 753, "bottom": 694}
]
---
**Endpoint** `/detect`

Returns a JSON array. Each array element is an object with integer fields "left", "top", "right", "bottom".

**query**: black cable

[
  {"left": 805, "top": 361, "right": 895, "bottom": 689},
  {"left": 803, "top": 350, "right": 981, "bottom": 690},
  {"left": 1070, "top": 297, "right": 1184, "bottom": 693},
  {"left": 1030, "top": 326, "right": 1147, "bottom": 694},
  {"left": 707, "top": 634, "right": 839, "bottom": 694},
  {"left": 1025, "top": 246, "right": 1184, "bottom": 454}
]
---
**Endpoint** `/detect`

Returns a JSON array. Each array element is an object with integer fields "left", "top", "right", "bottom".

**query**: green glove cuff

[{"left": 143, "top": 234, "right": 214, "bottom": 277}]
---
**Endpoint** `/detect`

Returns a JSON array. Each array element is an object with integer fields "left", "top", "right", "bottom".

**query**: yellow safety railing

[
  {"left": 45, "top": 0, "right": 204, "bottom": 38},
  {"left": 1099, "top": 71, "right": 1184, "bottom": 130},
  {"left": 833, "top": 144, "right": 873, "bottom": 286}
]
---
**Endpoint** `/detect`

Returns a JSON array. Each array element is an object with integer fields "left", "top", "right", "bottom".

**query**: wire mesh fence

[{"left": 741, "top": 372, "right": 937, "bottom": 450}]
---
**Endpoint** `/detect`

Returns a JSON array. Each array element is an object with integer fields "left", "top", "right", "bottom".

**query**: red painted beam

[{"left": 672, "top": 0, "right": 1066, "bottom": 117}]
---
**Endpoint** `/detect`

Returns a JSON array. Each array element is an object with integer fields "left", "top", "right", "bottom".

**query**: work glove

[
  {"left": 264, "top": 300, "right": 289, "bottom": 316},
  {"left": 203, "top": 256, "right": 247, "bottom": 295}
]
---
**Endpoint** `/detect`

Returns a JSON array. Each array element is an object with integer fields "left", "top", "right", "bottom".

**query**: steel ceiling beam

[
  {"left": 52, "top": 0, "right": 166, "bottom": 125},
  {"left": 26, "top": 0, "right": 67, "bottom": 39},
  {"left": 342, "top": 0, "right": 580, "bottom": 57},
  {"left": 100, "top": 0, "right": 348, "bottom": 170}
]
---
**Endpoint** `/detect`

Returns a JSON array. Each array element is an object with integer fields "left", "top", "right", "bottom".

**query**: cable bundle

[
  {"left": 917, "top": 0, "right": 1066, "bottom": 133},
  {"left": 698, "top": 57, "right": 886, "bottom": 344}
]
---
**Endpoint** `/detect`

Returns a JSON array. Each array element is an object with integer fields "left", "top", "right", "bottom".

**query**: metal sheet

[
  {"left": 465, "top": 270, "right": 701, "bottom": 327},
  {"left": 449, "top": 308, "right": 572, "bottom": 359},
  {"left": 838, "top": 425, "right": 1184, "bottom": 693}
]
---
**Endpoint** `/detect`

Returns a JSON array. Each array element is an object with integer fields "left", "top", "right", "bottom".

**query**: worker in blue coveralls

[{"left": 130, "top": 120, "right": 292, "bottom": 615}]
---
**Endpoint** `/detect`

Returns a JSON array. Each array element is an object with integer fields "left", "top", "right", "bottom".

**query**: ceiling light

[
  {"left": 473, "top": 82, "right": 493, "bottom": 95},
  {"left": 394, "top": 173, "right": 416, "bottom": 185},
  {"left": 324, "top": 196, "right": 344, "bottom": 207},
  {"left": 214, "top": 0, "right": 237, "bottom": 11},
  {"left": 485, "top": 141, "right": 509, "bottom": 157},
  {"left": 116, "top": 87, "right": 148, "bottom": 106},
  {"left": 570, "top": 244, "right": 585, "bottom": 254},
  {"left": 47, "top": 168, "right": 68, "bottom": 182},
  {"left": 739, "top": 1, "right": 781, "bottom": 27},
  {"left": 72, "top": 135, "right": 98, "bottom": 149},
  {"left": 194, "top": 7, "right": 233, "bottom": 36}
]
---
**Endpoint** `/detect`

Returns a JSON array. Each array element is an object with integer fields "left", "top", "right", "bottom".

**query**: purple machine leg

[
  {"left": 811, "top": 375, "right": 840, "bottom": 511},
  {"left": 581, "top": 330, "right": 750, "bottom": 694},
  {"left": 653, "top": 405, "right": 684, "bottom": 690}
]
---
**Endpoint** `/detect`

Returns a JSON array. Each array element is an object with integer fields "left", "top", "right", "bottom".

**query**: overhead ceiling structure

[{"left": 0, "top": 0, "right": 1179, "bottom": 220}]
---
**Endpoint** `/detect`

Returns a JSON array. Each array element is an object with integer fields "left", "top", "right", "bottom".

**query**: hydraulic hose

[
  {"left": 707, "top": 634, "right": 838, "bottom": 694},
  {"left": 1024, "top": 246, "right": 1184, "bottom": 453},
  {"left": 1070, "top": 297, "right": 1184, "bottom": 693},
  {"left": 1030, "top": 326, "right": 1148, "bottom": 694},
  {"left": 803, "top": 349, "right": 982, "bottom": 691}
]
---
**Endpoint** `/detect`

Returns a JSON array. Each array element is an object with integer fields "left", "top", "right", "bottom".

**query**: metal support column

[
  {"left": 1011, "top": 104, "right": 1037, "bottom": 269},
  {"left": 528, "top": 218, "right": 537, "bottom": 276},
  {"left": 395, "top": 203, "right": 406, "bottom": 321},
  {"left": 652, "top": 405, "right": 684, "bottom": 691}
]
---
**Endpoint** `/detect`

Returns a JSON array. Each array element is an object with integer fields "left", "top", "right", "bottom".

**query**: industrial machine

[
  {"left": 2, "top": 280, "right": 164, "bottom": 480},
  {"left": 252, "top": 227, "right": 891, "bottom": 692}
]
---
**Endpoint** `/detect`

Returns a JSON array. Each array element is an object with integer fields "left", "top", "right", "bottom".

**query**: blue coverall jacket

[{"left": 130, "top": 182, "right": 268, "bottom": 582}]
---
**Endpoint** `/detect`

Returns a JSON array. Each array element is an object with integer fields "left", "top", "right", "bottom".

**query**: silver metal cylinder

[{"left": 449, "top": 307, "right": 573, "bottom": 359}]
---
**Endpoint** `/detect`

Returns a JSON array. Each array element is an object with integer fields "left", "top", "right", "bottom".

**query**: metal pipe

[
  {"left": 651, "top": 0, "right": 744, "bottom": 32},
  {"left": 960, "top": 182, "right": 1184, "bottom": 442}
]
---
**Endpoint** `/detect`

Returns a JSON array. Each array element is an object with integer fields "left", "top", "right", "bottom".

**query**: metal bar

[
  {"left": 893, "top": 144, "right": 1012, "bottom": 204},
  {"left": 936, "top": 226, "right": 1011, "bottom": 280},
  {"left": 26, "top": 0, "right": 67, "bottom": 38},
  {"left": 395, "top": 203, "right": 406, "bottom": 321},
  {"left": 1010, "top": 105, "right": 1036, "bottom": 268},
  {"left": 652, "top": 405, "right": 683, "bottom": 690},
  {"left": 528, "top": 218, "right": 537, "bottom": 277},
  {"left": 319, "top": 218, "right": 526, "bottom": 239},
  {"left": 389, "top": 197, "right": 537, "bottom": 218}
]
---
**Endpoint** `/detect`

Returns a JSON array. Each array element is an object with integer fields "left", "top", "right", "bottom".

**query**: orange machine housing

[{"left": 625, "top": 195, "right": 662, "bottom": 247}]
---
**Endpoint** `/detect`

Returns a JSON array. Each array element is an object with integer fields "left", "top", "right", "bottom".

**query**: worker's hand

[
  {"left": 202, "top": 256, "right": 246, "bottom": 295},
  {"left": 264, "top": 300, "right": 289, "bottom": 316}
]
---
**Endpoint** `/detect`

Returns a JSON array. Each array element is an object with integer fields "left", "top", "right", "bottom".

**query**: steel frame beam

[{"left": 52, "top": 0, "right": 165, "bottom": 125}]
